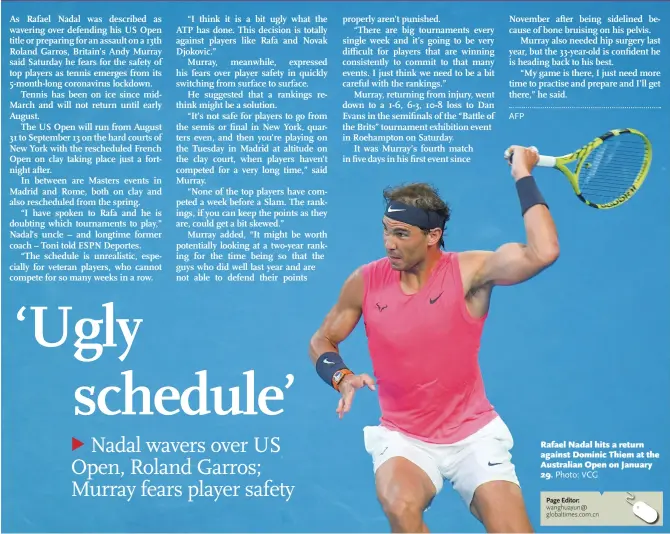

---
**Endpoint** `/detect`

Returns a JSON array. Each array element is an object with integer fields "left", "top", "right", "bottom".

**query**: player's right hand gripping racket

[{"left": 504, "top": 128, "right": 652, "bottom": 209}]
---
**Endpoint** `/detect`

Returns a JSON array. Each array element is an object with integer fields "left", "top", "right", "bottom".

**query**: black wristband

[
  {"left": 315, "top": 352, "right": 349, "bottom": 388},
  {"left": 515, "top": 175, "right": 548, "bottom": 216}
]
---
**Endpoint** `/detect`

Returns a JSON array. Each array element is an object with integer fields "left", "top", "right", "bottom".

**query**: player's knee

[
  {"left": 488, "top": 517, "right": 533, "bottom": 533},
  {"left": 379, "top": 493, "right": 423, "bottom": 524}
]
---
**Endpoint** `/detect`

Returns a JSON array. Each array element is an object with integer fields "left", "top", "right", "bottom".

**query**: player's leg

[
  {"left": 470, "top": 480, "right": 533, "bottom": 533},
  {"left": 447, "top": 417, "right": 533, "bottom": 533},
  {"left": 363, "top": 425, "right": 442, "bottom": 533},
  {"left": 375, "top": 456, "right": 436, "bottom": 533}
]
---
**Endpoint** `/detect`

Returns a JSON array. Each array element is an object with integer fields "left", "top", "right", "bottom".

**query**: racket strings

[{"left": 577, "top": 135, "right": 648, "bottom": 203}]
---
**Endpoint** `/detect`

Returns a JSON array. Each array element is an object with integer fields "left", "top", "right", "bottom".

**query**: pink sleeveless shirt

[{"left": 361, "top": 251, "right": 497, "bottom": 444}]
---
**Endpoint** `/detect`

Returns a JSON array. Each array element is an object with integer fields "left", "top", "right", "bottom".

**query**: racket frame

[{"left": 537, "top": 128, "right": 652, "bottom": 209}]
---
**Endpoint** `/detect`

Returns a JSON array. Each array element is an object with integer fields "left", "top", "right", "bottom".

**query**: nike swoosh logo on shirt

[
  {"left": 429, "top": 292, "right": 443, "bottom": 304},
  {"left": 488, "top": 461, "right": 503, "bottom": 466}
]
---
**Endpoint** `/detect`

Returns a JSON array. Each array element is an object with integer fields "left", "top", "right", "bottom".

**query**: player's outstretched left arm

[
  {"left": 469, "top": 145, "right": 560, "bottom": 290},
  {"left": 308, "top": 268, "right": 376, "bottom": 419}
]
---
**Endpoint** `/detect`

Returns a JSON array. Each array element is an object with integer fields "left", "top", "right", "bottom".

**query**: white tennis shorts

[{"left": 363, "top": 416, "right": 520, "bottom": 507}]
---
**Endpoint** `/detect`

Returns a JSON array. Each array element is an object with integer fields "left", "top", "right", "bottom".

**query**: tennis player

[{"left": 309, "top": 146, "right": 559, "bottom": 533}]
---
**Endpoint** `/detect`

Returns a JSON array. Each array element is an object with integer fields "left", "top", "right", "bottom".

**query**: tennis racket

[{"left": 504, "top": 128, "right": 652, "bottom": 209}]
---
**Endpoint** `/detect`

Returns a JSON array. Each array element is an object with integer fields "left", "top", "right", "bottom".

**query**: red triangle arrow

[{"left": 72, "top": 437, "right": 84, "bottom": 451}]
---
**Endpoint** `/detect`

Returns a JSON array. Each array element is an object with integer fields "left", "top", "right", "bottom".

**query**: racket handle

[
  {"left": 537, "top": 154, "right": 556, "bottom": 167},
  {"left": 503, "top": 150, "right": 556, "bottom": 168}
]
